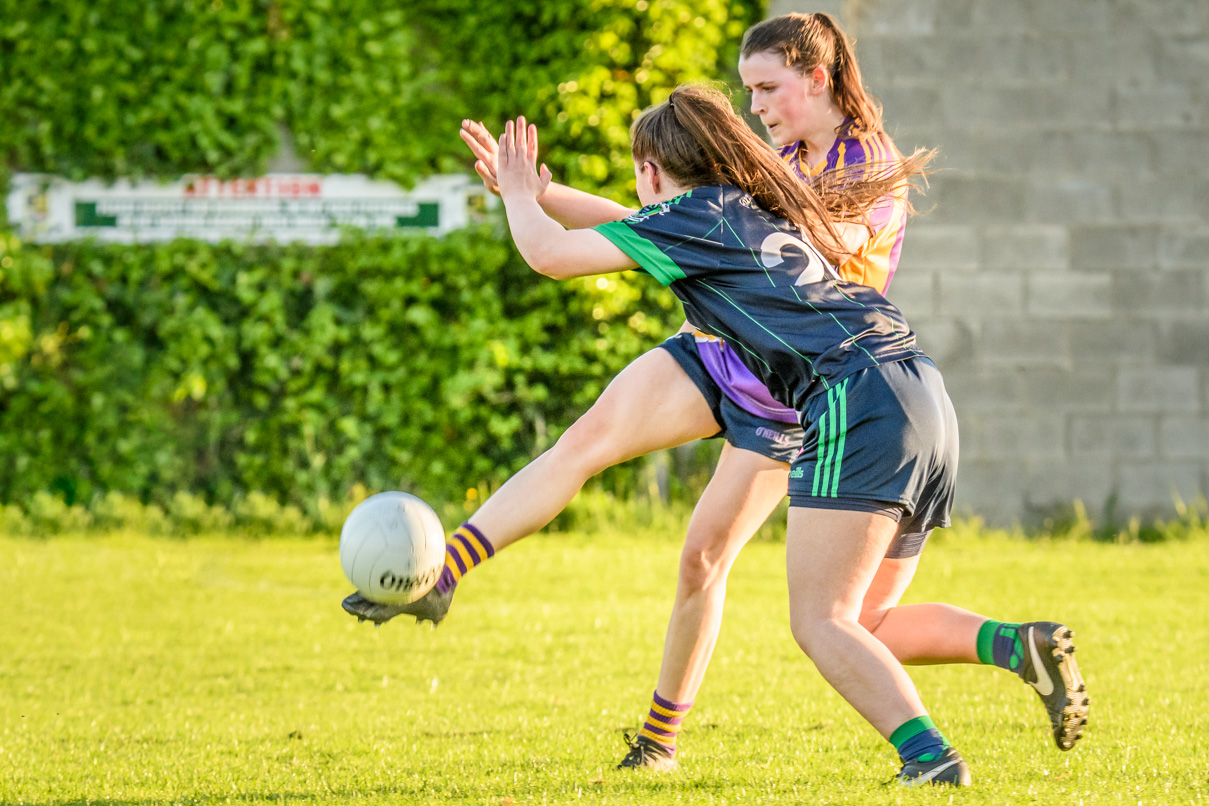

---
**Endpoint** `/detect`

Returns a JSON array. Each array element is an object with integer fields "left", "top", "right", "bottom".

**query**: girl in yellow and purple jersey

[{"left": 481, "top": 84, "right": 1081, "bottom": 785}]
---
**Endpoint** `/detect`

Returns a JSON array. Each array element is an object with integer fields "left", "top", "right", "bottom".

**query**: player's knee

[
  {"left": 678, "top": 544, "right": 722, "bottom": 592},
  {"left": 859, "top": 605, "right": 890, "bottom": 635},
  {"left": 790, "top": 607, "right": 863, "bottom": 658},
  {"left": 678, "top": 521, "right": 745, "bottom": 592},
  {"left": 788, "top": 612, "right": 831, "bottom": 658},
  {"left": 790, "top": 621, "right": 822, "bottom": 658},
  {"left": 548, "top": 414, "right": 626, "bottom": 476}
]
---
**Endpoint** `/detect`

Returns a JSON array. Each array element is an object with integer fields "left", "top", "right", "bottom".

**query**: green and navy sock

[
  {"left": 977, "top": 619, "right": 1024, "bottom": 676},
  {"left": 891, "top": 715, "right": 950, "bottom": 764}
]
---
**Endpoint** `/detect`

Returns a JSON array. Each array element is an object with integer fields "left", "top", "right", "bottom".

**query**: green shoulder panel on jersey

[{"left": 595, "top": 220, "right": 686, "bottom": 286}]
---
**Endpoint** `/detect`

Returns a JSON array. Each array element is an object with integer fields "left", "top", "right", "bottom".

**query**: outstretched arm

[
  {"left": 460, "top": 118, "right": 634, "bottom": 229},
  {"left": 495, "top": 117, "right": 638, "bottom": 280}
]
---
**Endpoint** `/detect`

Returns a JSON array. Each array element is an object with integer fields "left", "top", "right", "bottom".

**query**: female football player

[
  {"left": 343, "top": 14, "right": 1086, "bottom": 773},
  {"left": 485, "top": 84, "right": 1075, "bottom": 784}
]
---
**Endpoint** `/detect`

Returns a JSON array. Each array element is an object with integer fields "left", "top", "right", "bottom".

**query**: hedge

[
  {"left": 0, "top": 0, "right": 763, "bottom": 198},
  {"left": 0, "top": 1, "right": 763, "bottom": 516},
  {"left": 0, "top": 228, "right": 689, "bottom": 511}
]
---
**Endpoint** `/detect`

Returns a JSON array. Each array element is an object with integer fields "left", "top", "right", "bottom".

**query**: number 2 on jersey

[{"left": 759, "top": 232, "right": 838, "bottom": 286}]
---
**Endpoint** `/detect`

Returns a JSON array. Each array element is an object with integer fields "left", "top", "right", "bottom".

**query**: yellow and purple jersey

[{"left": 777, "top": 119, "right": 909, "bottom": 295}]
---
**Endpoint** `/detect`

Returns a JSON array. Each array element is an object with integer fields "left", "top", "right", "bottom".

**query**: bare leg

[
  {"left": 785, "top": 507, "right": 926, "bottom": 738},
  {"left": 860, "top": 557, "right": 985, "bottom": 665},
  {"left": 856, "top": 538, "right": 1089, "bottom": 753},
  {"left": 468, "top": 346, "right": 721, "bottom": 552},
  {"left": 656, "top": 444, "right": 789, "bottom": 702},
  {"left": 342, "top": 346, "right": 724, "bottom": 627},
  {"left": 659, "top": 494, "right": 986, "bottom": 706}
]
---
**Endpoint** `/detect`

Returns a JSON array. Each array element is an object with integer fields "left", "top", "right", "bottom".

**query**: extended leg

[
  {"left": 785, "top": 507, "right": 925, "bottom": 736},
  {"left": 860, "top": 555, "right": 985, "bottom": 664},
  {"left": 859, "top": 552, "right": 1089, "bottom": 750},
  {"left": 656, "top": 444, "right": 788, "bottom": 702},
  {"left": 468, "top": 346, "right": 721, "bottom": 552},
  {"left": 344, "top": 346, "right": 721, "bottom": 625},
  {"left": 785, "top": 506, "right": 970, "bottom": 785}
]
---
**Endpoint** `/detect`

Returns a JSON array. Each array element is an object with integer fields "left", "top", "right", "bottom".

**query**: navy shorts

[
  {"left": 788, "top": 357, "right": 959, "bottom": 537},
  {"left": 660, "top": 333, "right": 804, "bottom": 465}
]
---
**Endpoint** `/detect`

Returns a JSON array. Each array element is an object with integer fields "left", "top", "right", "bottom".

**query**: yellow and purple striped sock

[
  {"left": 434, "top": 523, "right": 495, "bottom": 594},
  {"left": 636, "top": 691, "right": 693, "bottom": 755}
]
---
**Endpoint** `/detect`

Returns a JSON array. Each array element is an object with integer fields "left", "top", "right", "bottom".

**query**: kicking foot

[
  {"left": 617, "top": 734, "right": 677, "bottom": 771},
  {"left": 1018, "top": 621, "right": 1089, "bottom": 750},
  {"left": 893, "top": 747, "right": 972, "bottom": 786},
  {"left": 341, "top": 585, "right": 454, "bottom": 626}
]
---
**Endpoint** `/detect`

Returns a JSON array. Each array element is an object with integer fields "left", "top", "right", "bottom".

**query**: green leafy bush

[
  {"left": 0, "top": 0, "right": 765, "bottom": 521},
  {"left": 0, "top": 0, "right": 763, "bottom": 192},
  {"left": 232, "top": 491, "right": 311, "bottom": 536},
  {"left": 0, "top": 504, "right": 31, "bottom": 536},
  {"left": 90, "top": 491, "right": 170, "bottom": 534},
  {"left": 0, "top": 228, "right": 683, "bottom": 512},
  {"left": 24, "top": 491, "right": 92, "bottom": 534},
  {"left": 165, "top": 492, "right": 235, "bottom": 535}
]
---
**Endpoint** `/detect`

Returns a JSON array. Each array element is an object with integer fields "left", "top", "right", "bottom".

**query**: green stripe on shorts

[
  {"left": 830, "top": 378, "right": 849, "bottom": 497},
  {"left": 811, "top": 395, "right": 830, "bottom": 497},
  {"left": 811, "top": 379, "right": 849, "bottom": 498}
]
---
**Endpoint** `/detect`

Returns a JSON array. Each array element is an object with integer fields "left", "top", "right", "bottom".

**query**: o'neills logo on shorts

[{"left": 756, "top": 426, "right": 795, "bottom": 445}]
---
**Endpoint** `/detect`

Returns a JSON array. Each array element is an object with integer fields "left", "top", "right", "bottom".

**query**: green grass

[{"left": 2, "top": 527, "right": 1207, "bottom": 805}]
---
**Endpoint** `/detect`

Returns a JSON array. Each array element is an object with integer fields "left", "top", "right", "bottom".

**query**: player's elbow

[
  {"left": 527, "top": 258, "right": 563, "bottom": 280},
  {"left": 527, "top": 249, "right": 576, "bottom": 280}
]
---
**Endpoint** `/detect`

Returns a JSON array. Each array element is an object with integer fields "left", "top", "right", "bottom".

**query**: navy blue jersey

[{"left": 594, "top": 184, "right": 926, "bottom": 412}]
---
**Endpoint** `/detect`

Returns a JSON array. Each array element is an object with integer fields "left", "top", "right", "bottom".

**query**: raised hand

[
  {"left": 459, "top": 119, "right": 501, "bottom": 195},
  {"left": 495, "top": 115, "right": 552, "bottom": 201}
]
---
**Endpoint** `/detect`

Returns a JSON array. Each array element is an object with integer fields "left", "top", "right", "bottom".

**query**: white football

[{"left": 339, "top": 491, "right": 446, "bottom": 605}]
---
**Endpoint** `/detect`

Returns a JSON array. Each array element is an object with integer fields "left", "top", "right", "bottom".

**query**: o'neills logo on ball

[{"left": 379, "top": 565, "right": 440, "bottom": 593}]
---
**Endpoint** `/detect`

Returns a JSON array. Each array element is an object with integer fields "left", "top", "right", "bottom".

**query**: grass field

[{"left": 2, "top": 526, "right": 1207, "bottom": 805}]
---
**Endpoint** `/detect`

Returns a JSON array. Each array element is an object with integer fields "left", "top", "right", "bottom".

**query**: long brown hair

[
  {"left": 741, "top": 12, "right": 883, "bottom": 137},
  {"left": 630, "top": 85, "right": 926, "bottom": 265}
]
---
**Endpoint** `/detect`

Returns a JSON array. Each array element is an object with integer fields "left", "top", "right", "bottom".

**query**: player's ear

[
  {"left": 644, "top": 161, "right": 661, "bottom": 194},
  {"left": 808, "top": 64, "right": 829, "bottom": 95}
]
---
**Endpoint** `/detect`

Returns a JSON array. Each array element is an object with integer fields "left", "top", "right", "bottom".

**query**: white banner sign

[{"left": 6, "top": 173, "right": 476, "bottom": 244}]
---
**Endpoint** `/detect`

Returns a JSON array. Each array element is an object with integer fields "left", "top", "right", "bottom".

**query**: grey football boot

[{"left": 341, "top": 585, "right": 454, "bottom": 626}]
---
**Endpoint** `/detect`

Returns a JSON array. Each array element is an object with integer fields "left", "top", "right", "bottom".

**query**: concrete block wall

[{"left": 772, "top": 0, "right": 1209, "bottom": 524}]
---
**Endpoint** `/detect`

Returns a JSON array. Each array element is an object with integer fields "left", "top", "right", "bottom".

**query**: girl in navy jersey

[
  {"left": 353, "top": 14, "right": 930, "bottom": 756},
  {"left": 441, "top": 14, "right": 944, "bottom": 770},
  {"left": 479, "top": 84, "right": 1083, "bottom": 786},
  {"left": 343, "top": 13, "right": 1087, "bottom": 774}
]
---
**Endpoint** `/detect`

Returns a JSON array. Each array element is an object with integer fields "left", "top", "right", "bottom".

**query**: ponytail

[
  {"left": 631, "top": 85, "right": 928, "bottom": 266},
  {"left": 813, "top": 13, "right": 883, "bottom": 137}
]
